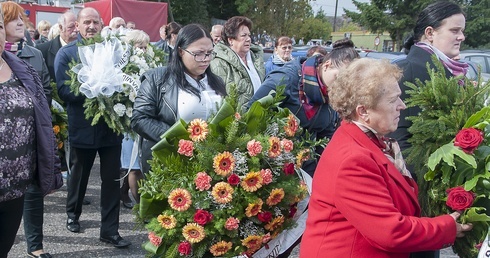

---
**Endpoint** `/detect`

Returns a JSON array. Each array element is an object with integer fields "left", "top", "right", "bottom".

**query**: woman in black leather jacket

[{"left": 131, "top": 24, "right": 226, "bottom": 174}]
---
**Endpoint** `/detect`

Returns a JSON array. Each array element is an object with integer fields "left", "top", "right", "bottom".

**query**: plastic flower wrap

[
  {"left": 137, "top": 86, "right": 324, "bottom": 257},
  {"left": 68, "top": 35, "right": 166, "bottom": 135}
]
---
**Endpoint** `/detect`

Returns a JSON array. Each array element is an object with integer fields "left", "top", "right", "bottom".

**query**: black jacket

[{"left": 36, "top": 35, "right": 62, "bottom": 82}]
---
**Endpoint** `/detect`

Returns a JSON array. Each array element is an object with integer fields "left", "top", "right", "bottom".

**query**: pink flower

[
  {"left": 148, "top": 232, "right": 162, "bottom": 247},
  {"left": 235, "top": 112, "right": 241, "bottom": 120},
  {"left": 262, "top": 233, "right": 271, "bottom": 244},
  {"left": 247, "top": 139, "right": 262, "bottom": 157},
  {"left": 227, "top": 174, "right": 240, "bottom": 186},
  {"left": 177, "top": 139, "right": 194, "bottom": 157},
  {"left": 260, "top": 169, "right": 273, "bottom": 185},
  {"left": 281, "top": 139, "right": 294, "bottom": 153},
  {"left": 194, "top": 172, "right": 212, "bottom": 191},
  {"left": 224, "top": 217, "right": 240, "bottom": 230}
]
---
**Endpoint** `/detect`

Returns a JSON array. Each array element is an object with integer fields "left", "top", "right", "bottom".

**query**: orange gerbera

[
  {"left": 266, "top": 188, "right": 285, "bottom": 206},
  {"left": 53, "top": 125, "right": 60, "bottom": 135},
  {"left": 245, "top": 199, "right": 263, "bottom": 217},
  {"left": 284, "top": 114, "right": 299, "bottom": 137},
  {"left": 241, "top": 171, "right": 263, "bottom": 192},
  {"left": 268, "top": 136, "right": 281, "bottom": 158},
  {"left": 168, "top": 188, "right": 192, "bottom": 212},
  {"left": 296, "top": 149, "right": 311, "bottom": 168},
  {"left": 209, "top": 241, "right": 233, "bottom": 256},
  {"left": 157, "top": 214, "right": 177, "bottom": 229},
  {"left": 211, "top": 182, "right": 234, "bottom": 204},
  {"left": 213, "top": 151, "right": 235, "bottom": 176},
  {"left": 182, "top": 223, "right": 206, "bottom": 243},
  {"left": 265, "top": 215, "right": 285, "bottom": 231},
  {"left": 187, "top": 118, "right": 208, "bottom": 142},
  {"left": 242, "top": 235, "right": 263, "bottom": 251}
]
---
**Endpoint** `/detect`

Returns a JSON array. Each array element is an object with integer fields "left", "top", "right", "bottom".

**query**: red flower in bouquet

[
  {"left": 446, "top": 186, "right": 476, "bottom": 211},
  {"left": 178, "top": 241, "right": 192, "bottom": 255},
  {"left": 227, "top": 173, "right": 240, "bottom": 186},
  {"left": 258, "top": 211, "right": 273, "bottom": 223},
  {"left": 193, "top": 209, "right": 213, "bottom": 226},
  {"left": 283, "top": 163, "right": 295, "bottom": 175},
  {"left": 454, "top": 128, "right": 484, "bottom": 154}
]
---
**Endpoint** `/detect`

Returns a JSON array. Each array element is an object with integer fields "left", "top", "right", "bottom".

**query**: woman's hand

[{"left": 450, "top": 211, "right": 473, "bottom": 237}]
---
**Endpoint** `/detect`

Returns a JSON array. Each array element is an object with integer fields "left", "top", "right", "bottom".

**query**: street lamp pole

[{"left": 333, "top": 0, "right": 338, "bottom": 32}]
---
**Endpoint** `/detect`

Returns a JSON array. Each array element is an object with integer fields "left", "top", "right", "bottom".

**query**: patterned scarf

[
  {"left": 5, "top": 39, "right": 26, "bottom": 56},
  {"left": 415, "top": 42, "right": 468, "bottom": 80},
  {"left": 299, "top": 55, "right": 328, "bottom": 120}
]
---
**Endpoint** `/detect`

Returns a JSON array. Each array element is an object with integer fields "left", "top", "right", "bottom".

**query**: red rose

[
  {"left": 454, "top": 128, "right": 484, "bottom": 154},
  {"left": 446, "top": 186, "right": 475, "bottom": 211},
  {"left": 283, "top": 163, "right": 295, "bottom": 175},
  {"left": 257, "top": 211, "right": 272, "bottom": 223},
  {"left": 289, "top": 204, "right": 298, "bottom": 218},
  {"left": 193, "top": 209, "right": 213, "bottom": 226},
  {"left": 178, "top": 241, "right": 192, "bottom": 255},
  {"left": 227, "top": 174, "right": 240, "bottom": 186}
]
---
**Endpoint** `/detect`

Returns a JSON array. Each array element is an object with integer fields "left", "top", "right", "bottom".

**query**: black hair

[
  {"left": 323, "top": 38, "right": 359, "bottom": 68},
  {"left": 165, "top": 22, "right": 182, "bottom": 41},
  {"left": 405, "top": 1, "right": 465, "bottom": 50},
  {"left": 164, "top": 24, "right": 227, "bottom": 99}
]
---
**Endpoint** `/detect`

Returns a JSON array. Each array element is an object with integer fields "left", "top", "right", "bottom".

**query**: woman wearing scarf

[
  {"left": 265, "top": 36, "right": 294, "bottom": 75},
  {"left": 248, "top": 38, "right": 359, "bottom": 176}
]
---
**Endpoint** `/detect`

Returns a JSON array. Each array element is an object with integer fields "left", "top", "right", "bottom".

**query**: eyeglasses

[
  {"left": 280, "top": 45, "right": 293, "bottom": 50},
  {"left": 181, "top": 48, "right": 217, "bottom": 62}
]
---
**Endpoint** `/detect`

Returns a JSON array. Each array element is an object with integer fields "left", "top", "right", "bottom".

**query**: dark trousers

[
  {"left": 66, "top": 145, "right": 121, "bottom": 237},
  {"left": 23, "top": 184, "right": 44, "bottom": 252},
  {"left": 0, "top": 196, "right": 24, "bottom": 258}
]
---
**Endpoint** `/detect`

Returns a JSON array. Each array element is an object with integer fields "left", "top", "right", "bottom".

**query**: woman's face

[
  {"left": 364, "top": 77, "right": 406, "bottom": 136},
  {"left": 427, "top": 13, "right": 466, "bottom": 59},
  {"left": 275, "top": 43, "right": 292, "bottom": 61},
  {"left": 6, "top": 14, "right": 25, "bottom": 42},
  {"left": 319, "top": 60, "right": 344, "bottom": 86},
  {"left": 0, "top": 20, "right": 5, "bottom": 53},
  {"left": 40, "top": 27, "right": 49, "bottom": 37},
  {"left": 228, "top": 25, "right": 251, "bottom": 57},
  {"left": 180, "top": 37, "right": 214, "bottom": 79}
]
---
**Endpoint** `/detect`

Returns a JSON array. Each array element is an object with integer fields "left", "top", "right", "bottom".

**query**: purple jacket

[{"left": 3, "top": 51, "right": 62, "bottom": 196}]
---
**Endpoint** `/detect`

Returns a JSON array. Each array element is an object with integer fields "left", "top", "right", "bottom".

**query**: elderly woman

[
  {"left": 211, "top": 16, "right": 265, "bottom": 109},
  {"left": 0, "top": 3, "right": 61, "bottom": 257},
  {"left": 265, "top": 36, "right": 293, "bottom": 75},
  {"left": 300, "top": 58, "right": 472, "bottom": 258}
]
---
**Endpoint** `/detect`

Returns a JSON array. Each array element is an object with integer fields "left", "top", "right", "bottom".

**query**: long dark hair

[
  {"left": 164, "top": 24, "right": 227, "bottom": 99},
  {"left": 404, "top": 1, "right": 464, "bottom": 50},
  {"left": 323, "top": 38, "right": 359, "bottom": 68}
]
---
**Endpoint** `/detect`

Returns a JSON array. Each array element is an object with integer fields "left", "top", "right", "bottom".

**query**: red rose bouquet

[{"left": 137, "top": 86, "right": 323, "bottom": 257}]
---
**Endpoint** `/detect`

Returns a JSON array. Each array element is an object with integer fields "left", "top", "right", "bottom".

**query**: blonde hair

[
  {"left": 122, "top": 29, "right": 150, "bottom": 45},
  {"left": 37, "top": 20, "right": 51, "bottom": 31},
  {"left": 329, "top": 58, "right": 402, "bottom": 121},
  {"left": 47, "top": 22, "right": 60, "bottom": 40}
]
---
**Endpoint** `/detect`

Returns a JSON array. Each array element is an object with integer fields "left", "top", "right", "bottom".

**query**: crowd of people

[{"left": 0, "top": 1, "right": 477, "bottom": 258}]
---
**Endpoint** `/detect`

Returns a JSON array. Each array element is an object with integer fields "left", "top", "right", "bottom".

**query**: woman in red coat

[{"left": 300, "top": 58, "right": 472, "bottom": 258}]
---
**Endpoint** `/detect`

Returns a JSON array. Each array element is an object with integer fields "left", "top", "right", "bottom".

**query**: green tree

[
  {"left": 458, "top": 0, "right": 490, "bottom": 48},
  {"left": 206, "top": 0, "right": 240, "bottom": 20},
  {"left": 338, "top": 22, "right": 362, "bottom": 32},
  {"left": 298, "top": 17, "right": 332, "bottom": 42},
  {"left": 167, "top": 0, "right": 210, "bottom": 26}
]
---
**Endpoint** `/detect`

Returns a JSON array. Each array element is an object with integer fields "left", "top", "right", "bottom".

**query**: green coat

[{"left": 211, "top": 43, "right": 265, "bottom": 108}]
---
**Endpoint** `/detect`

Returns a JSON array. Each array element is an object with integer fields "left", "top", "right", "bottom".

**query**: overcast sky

[{"left": 310, "top": 0, "right": 370, "bottom": 17}]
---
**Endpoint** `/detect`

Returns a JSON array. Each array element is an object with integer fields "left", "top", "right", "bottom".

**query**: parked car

[{"left": 459, "top": 51, "right": 490, "bottom": 83}]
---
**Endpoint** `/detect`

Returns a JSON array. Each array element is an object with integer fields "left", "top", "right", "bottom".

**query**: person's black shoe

[
  {"left": 100, "top": 234, "right": 131, "bottom": 248},
  {"left": 66, "top": 218, "right": 80, "bottom": 233},
  {"left": 27, "top": 252, "right": 53, "bottom": 258},
  {"left": 82, "top": 198, "right": 91, "bottom": 205}
]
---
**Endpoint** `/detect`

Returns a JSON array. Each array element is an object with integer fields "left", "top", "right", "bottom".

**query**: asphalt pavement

[{"left": 8, "top": 156, "right": 459, "bottom": 258}]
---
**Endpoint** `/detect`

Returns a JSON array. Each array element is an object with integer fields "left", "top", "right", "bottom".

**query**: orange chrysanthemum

[
  {"left": 266, "top": 188, "right": 285, "bottom": 206},
  {"left": 53, "top": 125, "right": 60, "bottom": 135},
  {"left": 213, "top": 151, "right": 235, "bottom": 176},
  {"left": 242, "top": 235, "right": 263, "bottom": 251},
  {"left": 265, "top": 215, "right": 285, "bottom": 231},
  {"left": 168, "top": 188, "right": 192, "bottom": 212},
  {"left": 284, "top": 114, "right": 299, "bottom": 137},
  {"left": 268, "top": 136, "right": 281, "bottom": 158},
  {"left": 241, "top": 171, "right": 263, "bottom": 192},
  {"left": 182, "top": 223, "right": 206, "bottom": 243},
  {"left": 187, "top": 118, "right": 208, "bottom": 142},
  {"left": 245, "top": 199, "right": 263, "bottom": 217},
  {"left": 211, "top": 182, "right": 234, "bottom": 204},
  {"left": 296, "top": 149, "right": 311, "bottom": 168},
  {"left": 209, "top": 241, "right": 233, "bottom": 256},
  {"left": 157, "top": 214, "right": 177, "bottom": 229}
]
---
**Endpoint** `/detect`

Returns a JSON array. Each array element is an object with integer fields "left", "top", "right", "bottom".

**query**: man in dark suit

[{"left": 54, "top": 7, "right": 130, "bottom": 248}]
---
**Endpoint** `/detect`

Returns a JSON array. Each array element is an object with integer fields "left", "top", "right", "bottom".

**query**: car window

[{"left": 466, "top": 56, "right": 489, "bottom": 73}]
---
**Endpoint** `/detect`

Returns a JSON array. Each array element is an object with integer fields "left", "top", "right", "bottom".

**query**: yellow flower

[
  {"left": 284, "top": 114, "right": 299, "bottom": 137},
  {"left": 53, "top": 125, "right": 60, "bottom": 135},
  {"left": 213, "top": 151, "right": 235, "bottom": 176},
  {"left": 241, "top": 171, "right": 263, "bottom": 192},
  {"left": 266, "top": 188, "right": 285, "bottom": 206},
  {"left": 296, "top": 149, "right": 311, "bottom": 168},
  {"left": 211, "top": 182, "right": 234, "bottom": 204},
  {"left": 168, "top": 188, "right": 192, "bottom": 212},
  {"left": 245, "top": 199, "right": 263, "bottom": 217},
  {"left": 268, "top": 136, "right": 281, "bottom": 158},
  {"left": 209, "top": 241, "right": 232, "bottom": 256},
  {"left": 187, "top": 118, "right": 208, "bottom": 142},
  {"left": 265, "top": 215, "right": 285, "bottom": 231},
  {"left": 157, "top": 214, "right": 177, "bottom": 229},
  {"left": 182, "top": 223, "right": 206, "bottom": 243},
  {"left": 242, "top": 235, "right": 262, "bottom": 251}
]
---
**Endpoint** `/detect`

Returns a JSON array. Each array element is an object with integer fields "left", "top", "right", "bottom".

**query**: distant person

[
  {"left": 264, "top": 36, "right": 293, "bottom": 75},
  {"left": 210, "top": 24, "right": 223, "bottom": 45},
  {"left": 163, "top": 21, "right": 182, "bottom": 60},
  {"left": 298, "top": 37, "right": 304, "bottom": 45},
  {"left": 126, "top": 21, "right": 135, "bottom": 30},
  {"left": 211, "top": 16, "right": 265, "bottom": 109},
  {"left": 47, "top": 22, "right": 60, "bottom": 41},
  {"left": 307, "top": 45, "right": 327, "bottom": 57},
  {"left": 153, "top": 24, "right": 167, "bottom": 50},
  {"left": 108, "top": 17, "right": 126, "bottom": 30},
  {"left": 35, "top": 20, "right": 51, "bottom": 44}
]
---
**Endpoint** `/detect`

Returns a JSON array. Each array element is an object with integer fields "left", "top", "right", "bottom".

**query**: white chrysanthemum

[
  {"left": 129, "top": 91, "right": 137, "bottom": 102},
  {"left": 113, "top": 103, "right": 126, "bottom": 117},
  {"left": 125, "top": 107, "right": 133, "bottom": 117}
]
